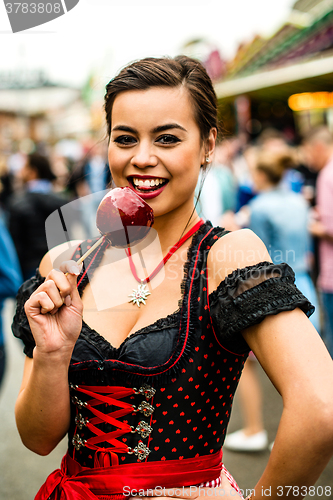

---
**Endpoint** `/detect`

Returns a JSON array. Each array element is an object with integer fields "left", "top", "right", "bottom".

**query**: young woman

[{"left": 12, "top": 56, "right": 333, "bottom": 500}]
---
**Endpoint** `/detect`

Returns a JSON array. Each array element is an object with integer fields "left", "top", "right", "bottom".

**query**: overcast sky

[{"left": 0, "top": 0, "right": 296, "bottom": 86}]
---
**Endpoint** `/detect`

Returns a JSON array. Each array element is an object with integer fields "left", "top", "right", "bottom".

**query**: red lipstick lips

[{"left": 129, "top": 176, "right": 169, "bottom": 200}]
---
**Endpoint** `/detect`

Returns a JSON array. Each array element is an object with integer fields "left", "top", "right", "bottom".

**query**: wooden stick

[{"left": 76, "top": 236, "right": 105, "bottom": 265}]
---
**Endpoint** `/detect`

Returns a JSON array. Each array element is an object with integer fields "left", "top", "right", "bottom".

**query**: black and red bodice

[{"left": 12, "top": 223, "right": 314, "bottom": 469}]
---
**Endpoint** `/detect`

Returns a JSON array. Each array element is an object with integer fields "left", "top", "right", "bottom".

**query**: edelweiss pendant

[{"left": 129, "top": 281, "right": 151, "bottom": 307}]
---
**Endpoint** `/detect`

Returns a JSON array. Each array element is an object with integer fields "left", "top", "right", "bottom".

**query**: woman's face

[{"left": 108, "top": 86, "right": 216, "bottom": 220}]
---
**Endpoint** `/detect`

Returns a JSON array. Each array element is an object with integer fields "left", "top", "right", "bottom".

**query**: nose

[{"left": 130, "top": 141, "right": 158, "bottom": 169}]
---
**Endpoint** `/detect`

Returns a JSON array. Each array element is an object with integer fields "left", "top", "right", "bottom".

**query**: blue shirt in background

[
  {"left": 0, "top": 217, "right": 23, "bottom": 346},
  {"left": 248, "top": 187, "right": 310, "bottom": 274}
]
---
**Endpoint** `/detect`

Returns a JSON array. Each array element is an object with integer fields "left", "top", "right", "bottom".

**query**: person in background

[
  {"left": 304, "top": 126, "right": 333, "bottom": 358},
  {"left": 196, "top": 141, "right": 237, "bottom": 226},
  {"left": 245, "top": 148, "right": 319, "bottom": 326},
  {"left": 0, "top": 218, "right": 23, "bottom": 389},
  {"left": 223, "top": 147, "right": 320, "bottom": 452},
  {"left": 0, "top": 155, "right": 15, "bottom": 220},
  {"left": 8, "top": 153, "right": 67, "bottom": 281},
  {"left": 256, "top": 128, "right": 307, "bottom": 194},
  {"left": 69, "top": 141, "right": 111, "bottom": 198},
  {"left": 7, "top": 143, "right": 26, "bottom": 186},
  {"left": 68, "top": 141, "right": 111, "bottom": 236}
]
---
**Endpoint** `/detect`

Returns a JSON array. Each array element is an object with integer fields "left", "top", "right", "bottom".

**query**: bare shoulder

[
  {"left": 207, "top": 229, "right": 272, "bottom": 287},
  {"left": 39, "top": 240, "right": 82, "bottom": 277}
]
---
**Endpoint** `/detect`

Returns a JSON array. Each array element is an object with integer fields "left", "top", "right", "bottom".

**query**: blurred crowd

[
  {"left": 0, "top": 135, "right": 110, "bottom": 389},
  {"left": 0, "top": 125, "right": 333, "bottom": 393},
  {"left": 196, "top": 126, "right": 333, "bottom": 453}
]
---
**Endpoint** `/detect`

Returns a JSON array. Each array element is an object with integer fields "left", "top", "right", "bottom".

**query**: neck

[
  {"left": 148, "top": 207, "right": 201, "bottom": 253},
  {"left": 257, "top": 180, "right": 276, "bottom": 192}
]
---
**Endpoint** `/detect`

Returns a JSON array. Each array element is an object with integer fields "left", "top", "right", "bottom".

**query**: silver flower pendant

[{"left": 129, "top": 281, "right": 151, "bottom": 307}]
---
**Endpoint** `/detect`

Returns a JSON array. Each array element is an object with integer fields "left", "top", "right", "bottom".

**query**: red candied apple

[{"left": 96, "top": 187, "right": 154, "bottom": 247}]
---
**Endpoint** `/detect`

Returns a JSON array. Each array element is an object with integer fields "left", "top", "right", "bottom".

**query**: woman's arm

[
  {"left": 15, "top": 243, "right": 83, "bottom": 456},
  {"left": 243, "top": 309, "right": 333, "bottom": 499},
  {"left": 209, "top": 229, "right": 333, "bottom": 499}
]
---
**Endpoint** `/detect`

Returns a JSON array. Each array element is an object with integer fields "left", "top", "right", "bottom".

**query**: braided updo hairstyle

[{"left": 104, "top": 56, "right": 219, "bottom": 144}]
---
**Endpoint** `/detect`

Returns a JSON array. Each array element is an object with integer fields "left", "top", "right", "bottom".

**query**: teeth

[{"left": 132, "top": 178, "right": 165, "bottom": 188}]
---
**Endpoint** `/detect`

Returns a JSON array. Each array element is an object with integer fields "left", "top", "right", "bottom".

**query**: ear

[{"left": 202, "top": 128, "right": 217, "bottom": 164}]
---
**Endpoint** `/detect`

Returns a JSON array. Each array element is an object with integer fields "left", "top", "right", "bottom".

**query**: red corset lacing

[
  {"left": 35, "top": 384, "right": 246, "bottom": 500},
  {"left": 70, "top": 383, "right": 155, "bottom": 467}
]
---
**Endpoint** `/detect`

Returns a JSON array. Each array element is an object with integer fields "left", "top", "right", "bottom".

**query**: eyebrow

[{"left": 111, "top": 123, "right": 187, "bottom": 134}]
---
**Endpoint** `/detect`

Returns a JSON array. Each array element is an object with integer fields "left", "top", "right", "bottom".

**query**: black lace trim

[
  {"left": 209, "top": 261, "right": 291, "bottom": 301},
  {"left": 209, "top": 262, "right": 315, "bottom": 354},
  {"left": 12, "top": 270, "right": 45, "bottom": 358},
  {"left": 80, "top": 309, "right": 180, "bottom": 354}
]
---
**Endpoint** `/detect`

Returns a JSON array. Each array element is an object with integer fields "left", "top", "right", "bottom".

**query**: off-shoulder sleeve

[
  {"left": 12, "top": 270, "right": 45, "bottom": 358},
  {"left": 209, "top": 261, "right": 315, "bottom": 354}
]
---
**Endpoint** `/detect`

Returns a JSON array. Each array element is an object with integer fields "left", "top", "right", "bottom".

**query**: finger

[
  {"left": 45, "top": 268, "right": 73, "bottom": 299},
  {"left": 56, "top": 261, "right": 83, "bottom": 308},
  {"left": 42, "top": 269, "right": 73, "bottom": 307},
  {"left": 42, "top": 280, "right": 66, "bottom": 311},
  {"left": 30, "top": 276, "right": 69, "bottom": 312},
  {"left": 26, "top": 290, "right": 59, "bottom": 316},
  {"left": 59, "top": 260, "right": 82, "bottom": 276},
  {"left": 64, "top": 272, "right": 83, "bottom": 314}
]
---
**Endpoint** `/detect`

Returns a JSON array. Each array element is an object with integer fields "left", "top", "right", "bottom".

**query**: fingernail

[
  {"left": 64, "top": 295, "right": 72, "bottom": 307},
  {"left": 69, "top": 265, "right": 80, "bottom": 275}
]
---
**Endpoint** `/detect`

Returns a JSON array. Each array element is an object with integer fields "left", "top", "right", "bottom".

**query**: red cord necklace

[{"left": 125, "top": 219, "right": 204, "bottom": 307}]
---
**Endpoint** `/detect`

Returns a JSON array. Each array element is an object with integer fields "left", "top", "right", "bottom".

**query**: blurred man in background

[
  {"left": 68, "top": 140, "right": 110, "bottom": 236},
  {"left": 8, "top": 153, "right": 67, "bottom": 280},
  {"left": 304, "top": 126, "right": 333, "bottom": 358}
]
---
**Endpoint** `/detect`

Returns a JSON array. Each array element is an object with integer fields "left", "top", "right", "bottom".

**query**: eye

[
  {"left": 113, "top": 135, "right": 137, "bottom": 145},
  {"left": 156, "top": 134, "right": 181, "bottom": 145}
]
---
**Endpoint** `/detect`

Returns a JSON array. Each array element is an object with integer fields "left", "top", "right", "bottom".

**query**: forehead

[{"left": 111, "top": 86, "right": 198, "bottom": 130}]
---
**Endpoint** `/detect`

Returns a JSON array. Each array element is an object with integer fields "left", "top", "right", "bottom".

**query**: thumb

[{"left": 66, "top": 272, "right": 83, "bottom": 312}]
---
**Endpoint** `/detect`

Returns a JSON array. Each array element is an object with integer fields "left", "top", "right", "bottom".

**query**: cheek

[
  {"left": 108, "top": 148, "right": 124, "bottom": 179},
  {"left": 174, "top": 145, "right": 203, "bottom": 172}
]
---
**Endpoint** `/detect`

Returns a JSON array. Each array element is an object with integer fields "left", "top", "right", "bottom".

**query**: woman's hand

[{"left": 24, "top": 261, "right": 83, "bottom": 356}]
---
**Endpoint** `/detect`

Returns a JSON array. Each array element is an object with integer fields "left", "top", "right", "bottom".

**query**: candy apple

[{"left": 96, "top": 187, "right": 154, "bottom": 247}]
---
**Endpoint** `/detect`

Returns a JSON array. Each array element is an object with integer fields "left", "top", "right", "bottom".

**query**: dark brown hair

[
  {"left": 104, "top": 56, "right": 219, "bottom": 142},
  {"left": 28, "top": 153, "right": 56, "bottom": 181}
]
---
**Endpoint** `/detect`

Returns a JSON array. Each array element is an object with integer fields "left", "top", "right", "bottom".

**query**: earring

[{"left": 205, "top": 156, "right": 210, "bottom": 163}]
